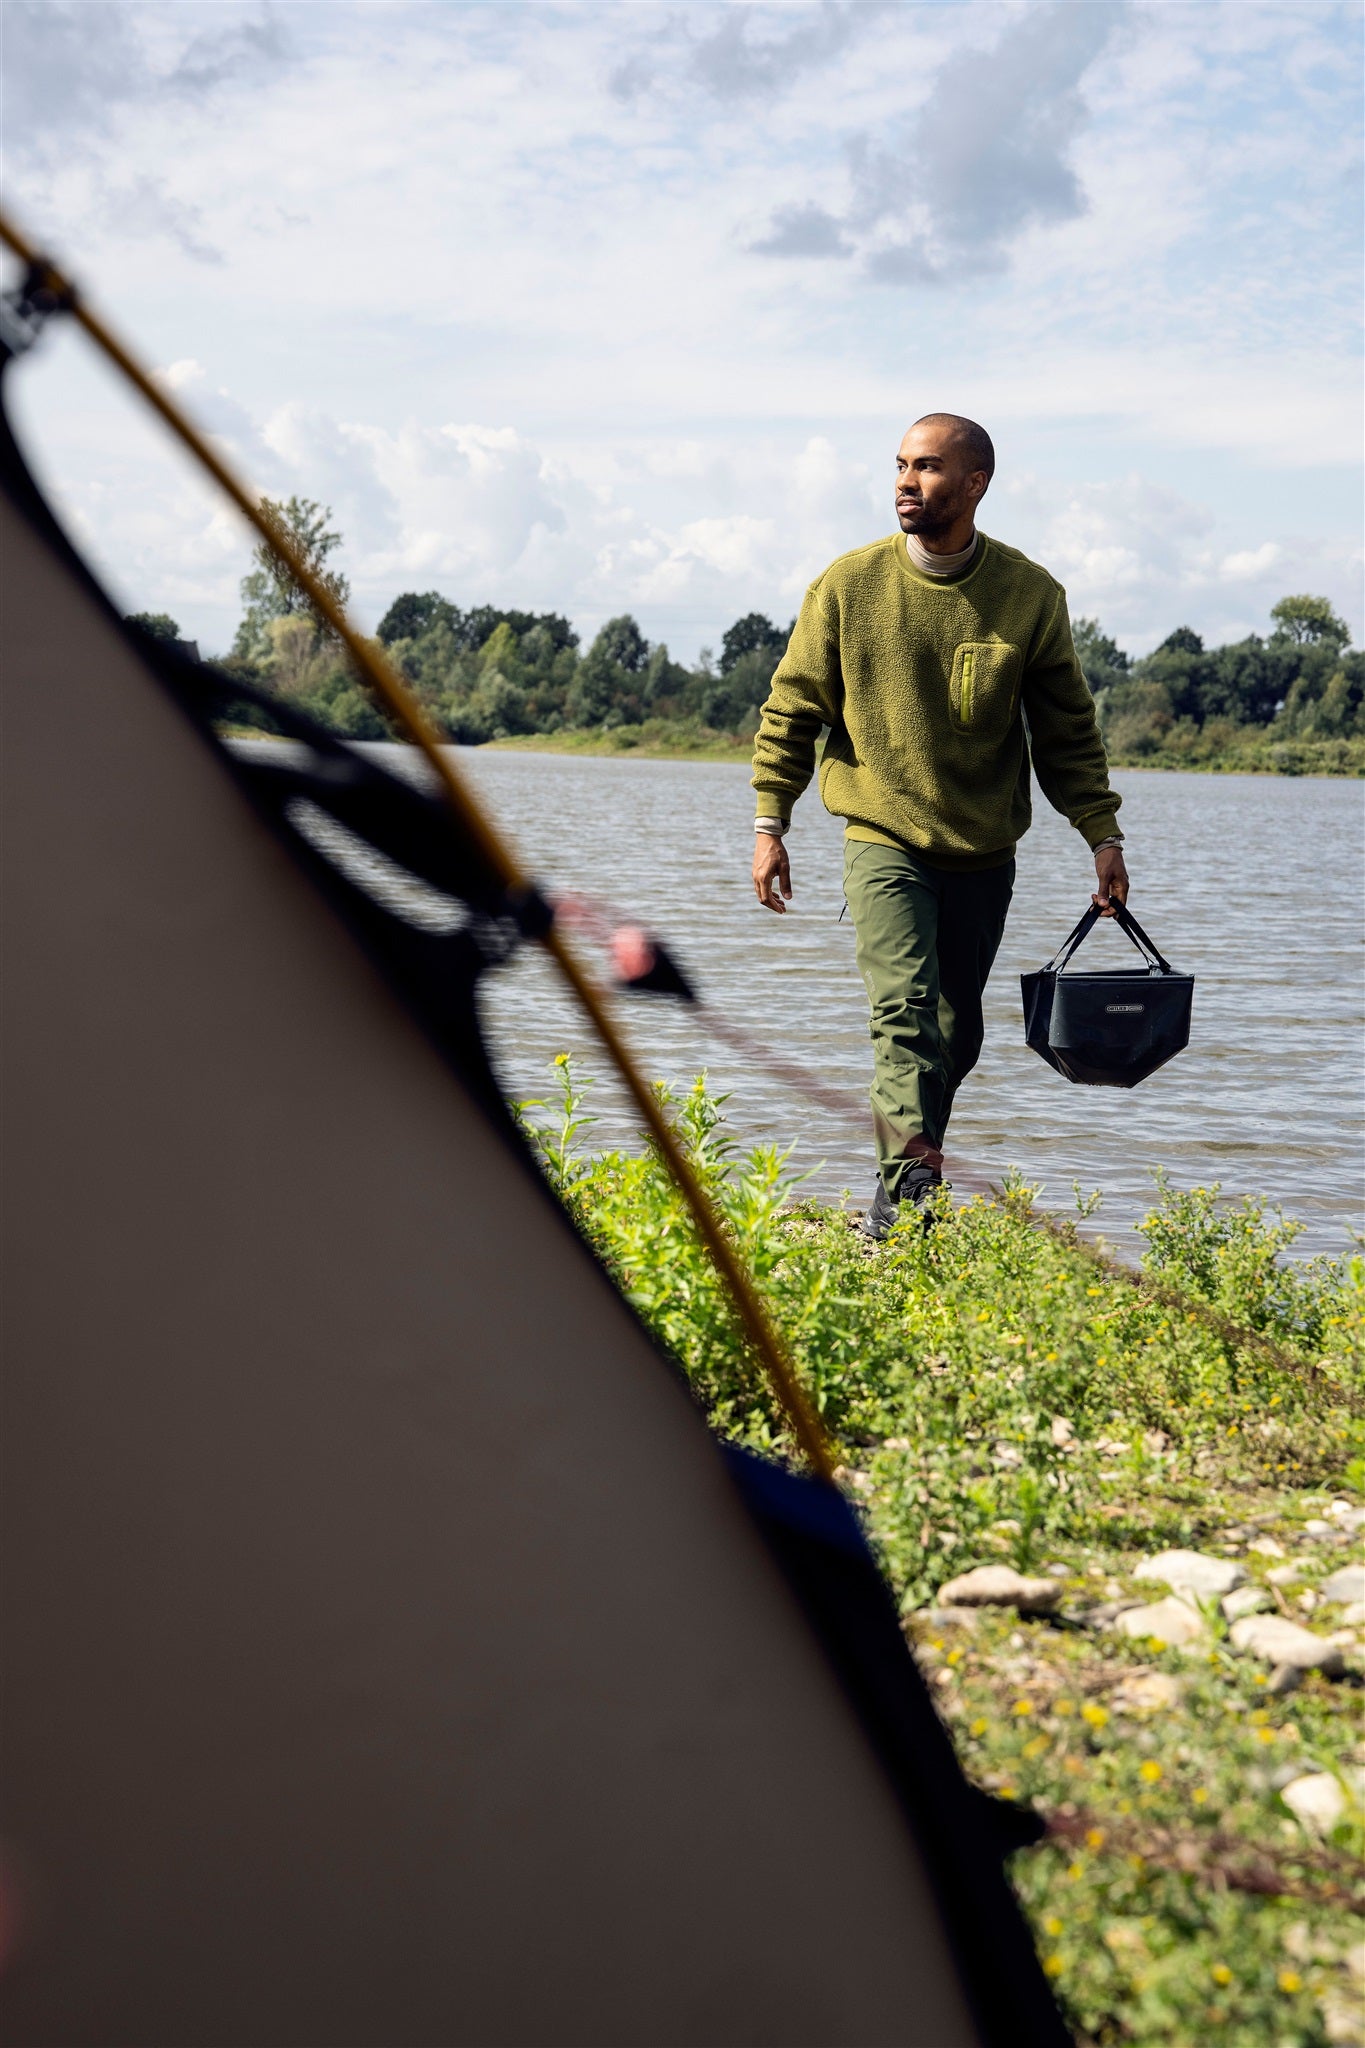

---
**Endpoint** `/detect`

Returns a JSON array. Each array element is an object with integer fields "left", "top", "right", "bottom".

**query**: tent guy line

[{"left": 0, "top": 203, "right": 835, "bottom": 1484}]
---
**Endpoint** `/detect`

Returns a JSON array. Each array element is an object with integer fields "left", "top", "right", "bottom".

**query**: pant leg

[
  {"left": 842, "top": 842, "right": 947, "bottom": 1198},
  {"left": 934, "top": 859, "right": 1015, "bottom": 1137}
]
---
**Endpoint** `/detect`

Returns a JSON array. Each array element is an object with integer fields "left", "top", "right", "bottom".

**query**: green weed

[{"left": 519, "top": 1062, "right": 1365, "bottom": 2046}]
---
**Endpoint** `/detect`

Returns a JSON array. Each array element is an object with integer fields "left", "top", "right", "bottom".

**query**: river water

[{"left": 255, "top": 742, "right": 1364, "bottom": 1258}]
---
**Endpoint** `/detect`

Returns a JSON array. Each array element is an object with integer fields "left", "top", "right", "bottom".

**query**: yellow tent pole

[{"left": 0, "top": 209, "right": 836, "bottom": 1483}]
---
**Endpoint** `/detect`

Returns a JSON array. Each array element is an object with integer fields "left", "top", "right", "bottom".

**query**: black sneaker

[
  {"left": 900, "top": 1163, "right": 943, "bottom": 1216},
  {"left": 856, "top": 1181, "right": 901, "bottom": 1241},
  {"left": 857, "top": 1165, "right": 943, "bottom": 1241}
]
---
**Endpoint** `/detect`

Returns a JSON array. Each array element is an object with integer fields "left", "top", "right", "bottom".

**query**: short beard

[{"left": 901, "top": 494, "right": 966, "bottom": 540}]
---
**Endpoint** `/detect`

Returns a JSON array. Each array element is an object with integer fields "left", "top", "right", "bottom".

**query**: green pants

[{"left": 843, "top": 841, "right": 1015, "bottom": 1197}]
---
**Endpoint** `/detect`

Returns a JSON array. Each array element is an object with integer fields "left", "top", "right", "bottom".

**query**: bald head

[
  {"left": 911, "top": 414, "right": 995, "bottom": 481},
  {"left": 895, "top": 415, "right": 994, "bottom": 553}
]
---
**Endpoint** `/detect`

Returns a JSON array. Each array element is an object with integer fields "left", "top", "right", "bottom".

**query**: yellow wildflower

[
  {"left": 969, "top": 1717, "right": 988, "bottom": 1738},
  {"left": 1192, "top": 1787, "right": 1209, "bottom": 1806},
  {"left": 1043, "top": 1955, "right": 1064, "bottom": 1979},
  {"left": 1043, "top": 1917, "right": 1063, "bottom": 1938},
  {"left": 1055, "top": 1698, "right": 1074, "bottom": 1716},
  {"left": 1085, "top": 1827, "right": 1105, "bottom": 1850},
  {"left": 1278, "top": 1970, "right": 1302, "bottom": 1994},
  {"left": 1211, "top": 1964, "right": 1232, "bottom": 1987},
  {"left": 1081, "top": 1703, "right": 1109, "bottom": 1729},
  {"left": 1012, "top": 1698, "right": 1033, "bottom": 1716},
  {"left": 1139, "top": 1761, "right": 1162, "bottom": 1783}
]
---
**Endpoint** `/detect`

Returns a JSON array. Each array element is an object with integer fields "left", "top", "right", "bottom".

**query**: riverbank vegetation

[
  {"left": 155, "top": 495, "right": 1364, "bottom": 775},
  {"left": 521, "top": 1060, "right": 1364, "bottom": 2048}
]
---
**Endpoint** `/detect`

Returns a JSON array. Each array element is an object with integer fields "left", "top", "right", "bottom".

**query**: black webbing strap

[{"left": 1043, "top": 899, "right": 1173, "bottom": 976}]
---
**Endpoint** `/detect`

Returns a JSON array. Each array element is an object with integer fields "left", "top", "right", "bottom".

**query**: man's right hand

[{"left": 753, "top": 831, "right": 792, "bottom": 913}]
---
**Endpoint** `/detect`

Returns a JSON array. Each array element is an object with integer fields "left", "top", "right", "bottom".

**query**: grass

[
  {"left": 485, "top": 718, "right": 753, "bottom": 761},
  {"left": 520, "top": 1060, "right": 1365, "bottom": 2048},
  {"left": 1105, "top": 727, "right": 1365, "bottom": 779}
]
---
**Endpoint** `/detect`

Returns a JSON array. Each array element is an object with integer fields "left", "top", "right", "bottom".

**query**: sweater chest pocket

[{"left": 949, "top": 641, "right": 1021, "bottom": 734}]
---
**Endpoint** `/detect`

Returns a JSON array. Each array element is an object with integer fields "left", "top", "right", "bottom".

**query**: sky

[{"left": 2, "top": 0, "right": 1361, "bottom": 661}]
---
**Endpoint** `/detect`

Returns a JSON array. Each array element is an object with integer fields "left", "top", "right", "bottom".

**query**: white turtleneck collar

[{"left": 905, "top": 529, "right": 979, "bottom": 578}]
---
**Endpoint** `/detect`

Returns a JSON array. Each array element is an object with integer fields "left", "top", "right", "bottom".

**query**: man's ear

[{"left": 968, "top": 470, "right": 989, "bottom": 505}]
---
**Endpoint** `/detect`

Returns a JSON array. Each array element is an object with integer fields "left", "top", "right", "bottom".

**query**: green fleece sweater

[{"left": 751, "top": 532, "right": 1120, "bottom": 868}]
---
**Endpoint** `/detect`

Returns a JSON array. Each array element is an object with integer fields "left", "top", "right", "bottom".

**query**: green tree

[
  {"left": 463, "top": 606, "right": 577, "bottom": 657},
  {"left": 594, "top": 614, "right": 649, "bottom": 674},
  {"left": 376, "top": 590, "right": 462, "bottom": 645},
  {"left": 234, "top": 497, "right": 350, "bottom": 662},
  {"left": 1269, "top": 594, "right": 1351, "bottom": 651},
  {"left": 719, "top": 612, "right": 788, "bottom": 674},
  {"left": 126, "top": 611, "right": 182, "bottom": 643},
  {"left": 1071, "top": 617, "right": 1129, "bottom": 696},
  {"left": 565, "top": 616, "right": 650, "bottom": 727}
]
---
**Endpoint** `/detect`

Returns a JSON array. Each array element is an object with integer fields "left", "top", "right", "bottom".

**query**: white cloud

[
  {"left": 0, "top": 1, "right": 1359, "bottom": 657},
  {"left": 1220, "top": 542, "right": 1282, "bottom": 583}
]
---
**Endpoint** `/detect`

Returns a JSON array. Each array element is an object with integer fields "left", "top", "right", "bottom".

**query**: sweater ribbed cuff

[
  {"left": 1081, "top": 813, "right": 1122, "bottom": 851},
  {"left": 754, "top": 796, "right": 792, "bottom": 828}
]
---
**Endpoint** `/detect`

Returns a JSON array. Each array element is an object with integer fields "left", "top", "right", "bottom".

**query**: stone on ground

[
  {"left": 1222, "top": 1585, "right": 1274, "bottom": 1620},
  {"left": 1267, "top": 1561, "right": 1305, "bottom": 1585},
  {"left": 1228, "top": 1614, "right": 1346, "bottom": 1675},
  {"left": 1280, "top": 1772, "right": 1347, "bottom": 1830},
  {"left": 1115, "top": 1595, "right": 1206, "bottom": 1646},
  {"left": 1320, "top": 1563, "right": 1365, "bottom": 1607},
  {"left": 938, "top": 1564, "right": 1062, "bottom": 1614},
  {"left": 924, "top": 1605, "right": 981, "bottom": 1632},
  {"left": 1111, "top": 1670, "right": 1183, "bottom": 1713},
  {"left": 1248, "top": 1536, "right": 1286, "bottom": 1557},
  {"left": 1135, "top": 1548, "right": 1245, "bottom": 1598}
]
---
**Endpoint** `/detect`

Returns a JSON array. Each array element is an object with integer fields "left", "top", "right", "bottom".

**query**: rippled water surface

[{"left": 251, "top": 743, "right": 1364, "bottom": 1257}]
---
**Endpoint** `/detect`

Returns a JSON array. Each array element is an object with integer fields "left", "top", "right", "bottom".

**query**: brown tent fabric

[{"left": 0, "top": 368, "right": 1067, "bottom": 2048}]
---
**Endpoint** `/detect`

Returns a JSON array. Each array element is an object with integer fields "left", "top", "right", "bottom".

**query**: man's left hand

[{"left": 1093, "top": 844, "right": 1129, "bottom": 915}]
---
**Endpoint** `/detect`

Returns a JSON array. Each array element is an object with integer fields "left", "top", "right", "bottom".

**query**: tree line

[{"left": 129, "top": 495, "right": 1363, "bottom": 770}]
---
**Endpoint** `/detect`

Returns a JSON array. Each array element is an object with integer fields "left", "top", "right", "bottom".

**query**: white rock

[
  {"left": 924, "top": 1606, "right": 981, "bottom": 1632},
  {"left": 1304, "top": 1519, "right": 1333, "bottom": 1537},
  {"left": 1222, "top": 1585, "right": 1274, "bottom": 1621},
  {"left": 1111, "top": 1670, "right": 1183, "bottom": 1712},
  {"left": 1050, "top": 1415, "right": 1075, "bottom": 1449},
  {"left": 1341, "top": 1602, "right": 1365, "bottom": 1627},
  {"left": 1135, "top": 1548, "right": 1245, "bottom": 1599},
  {"left": 1267, "top": 1562, "right": 1305, "bottom": 1585},
  {"left": 1321, "top": 1564, "right": 1365, "bottom": 1607},
  {"left": 1228, "top": 1615, "right": 1346, "bottom": 1674},
  {"left": 1116, "top": 1595, "right": 1206, "bottom": 1646},
  {"left": 1281, "top": 1772, "right": 1347, "bottom": 1831},
  {"left": 938, "top": 1565, "right": 1061, "bottom": 1614},
  {"left": 1248, "top": 1536, "right": 1285, "bottom": 1558},
  {"left": 1319, "top": 1987, "right": 1364, "bottom": 2047}
]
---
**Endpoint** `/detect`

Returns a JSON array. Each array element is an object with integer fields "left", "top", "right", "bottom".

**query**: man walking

[{"left": 750, "top": 414, "right": 1128, "bottom": 1239}]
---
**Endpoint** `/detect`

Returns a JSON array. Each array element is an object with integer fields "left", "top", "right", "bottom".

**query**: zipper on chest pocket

[{"left": 960, "top": 647, "right": 975, "bottom": 724}]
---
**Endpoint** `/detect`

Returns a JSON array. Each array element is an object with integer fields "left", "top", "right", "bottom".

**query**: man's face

[{"left": 894, "top": 424, "right": 987, "bottom": 539}]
